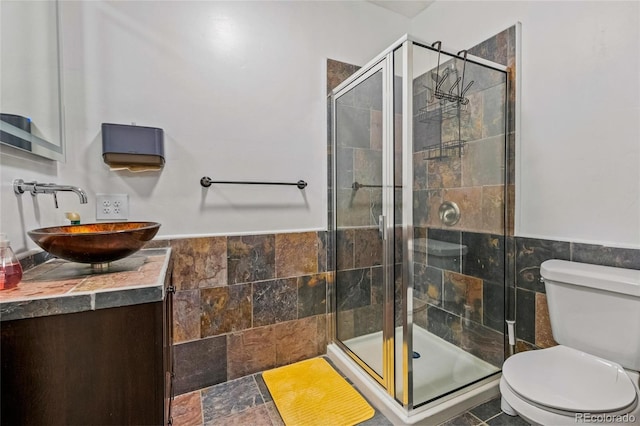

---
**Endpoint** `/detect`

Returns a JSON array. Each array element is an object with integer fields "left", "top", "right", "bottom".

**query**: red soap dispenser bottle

[{"left": 0, "top": 233, "right": 22, "bottom": 290}]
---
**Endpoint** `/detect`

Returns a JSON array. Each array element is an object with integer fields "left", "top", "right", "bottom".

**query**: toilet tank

[{"left": 540, "top": 260, "right": 640, "bottom": 371}]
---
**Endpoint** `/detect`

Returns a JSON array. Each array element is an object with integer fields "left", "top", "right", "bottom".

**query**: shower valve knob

[{"left": 439, "top": 201, "right": 461, "bottom": 226}]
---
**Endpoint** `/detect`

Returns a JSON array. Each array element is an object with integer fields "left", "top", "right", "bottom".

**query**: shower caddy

[{"left": 418, "top": 41, "right": 475, "bottom": 160}]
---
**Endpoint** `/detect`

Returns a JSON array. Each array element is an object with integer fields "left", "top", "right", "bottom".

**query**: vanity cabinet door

[{"left": 1, "top": 302, "right": 165, "bottom": 425}]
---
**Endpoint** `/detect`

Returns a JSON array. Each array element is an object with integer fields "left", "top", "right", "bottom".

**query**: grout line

[
  {"left": 266, "top": 401, "right": 286, "bottom": 426},
  {"left": 484, "top": 412, "right": 503, "bottom": 423},
  {"left": 252, "top": 374, "right": 267, "bottom": 405},
  {"left": 467, "top": 411, "right": 485, "bottom": 424},
  {"left": 199, "top": 389, "right": 205, "bottom": 426},
  {"left": 251, "top": 374, "right": 266, "bottom": 405}
]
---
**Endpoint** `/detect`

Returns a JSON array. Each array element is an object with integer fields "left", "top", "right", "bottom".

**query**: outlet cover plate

[{"left": 96, "top": 193, "right": 129, "bottom": 220}]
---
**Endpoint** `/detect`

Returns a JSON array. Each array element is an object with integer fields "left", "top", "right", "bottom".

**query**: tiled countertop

[{"left": 0, "top": 248, "right": 172, "bottom": 322}]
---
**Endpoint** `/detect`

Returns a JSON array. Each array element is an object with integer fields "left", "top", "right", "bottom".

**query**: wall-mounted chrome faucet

[{"left": 13, "top": 179, "right": 88, "bottom": 208}]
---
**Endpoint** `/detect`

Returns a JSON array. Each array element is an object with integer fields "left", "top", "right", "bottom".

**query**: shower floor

[{"left": 343, "top": 325, "right": 500, "bottom": 405}]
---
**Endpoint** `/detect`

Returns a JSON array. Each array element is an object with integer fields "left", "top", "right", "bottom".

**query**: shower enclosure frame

[{"left": 328, "top": 34, "right": 510, "bottom": 420}]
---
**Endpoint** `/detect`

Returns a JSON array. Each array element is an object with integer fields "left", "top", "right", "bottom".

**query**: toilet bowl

[{"left": 500, "top": 260, "right": 640, "bottom": 425}]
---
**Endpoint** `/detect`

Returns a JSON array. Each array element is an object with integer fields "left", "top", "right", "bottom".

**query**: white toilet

[{"left": 500, "top": 259, "right": 640, "bottom": 425}]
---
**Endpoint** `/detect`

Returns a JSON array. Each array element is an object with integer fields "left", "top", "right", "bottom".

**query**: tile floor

[{"left": 170, "top": 357, "right": 530, "bottom": 426}]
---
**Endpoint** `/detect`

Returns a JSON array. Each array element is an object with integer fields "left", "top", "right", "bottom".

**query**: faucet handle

[{"left": 13, "top": 179, "right": 31, "bottom": 194}]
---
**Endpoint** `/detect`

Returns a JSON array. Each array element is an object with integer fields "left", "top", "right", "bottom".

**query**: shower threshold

[{"left": 328, "top": 325, "right": 501, "bottom": 425}]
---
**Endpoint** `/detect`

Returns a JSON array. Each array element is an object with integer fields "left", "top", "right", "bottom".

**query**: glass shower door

[{"left": 333, "top": 61, "right": 392, "bottom": 386}]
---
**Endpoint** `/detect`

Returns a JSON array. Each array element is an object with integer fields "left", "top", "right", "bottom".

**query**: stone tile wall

[
  {"left": 467, "top": 26, "right": 517, "bottom": 237},
  {"left": 149, "top": 231, "right": 329, "bottom": 396},
  {"left": 335, "top": 227, "right": 384, "bottom": 341},
  {"left": 412, "top": 228, "right": 506, "bottom": 366},
  {"left": 334, "top": 70, "right": 384, "bottom": 231},
  {"left": 412, "top": 53, "right": 508, "bottom": 236}
]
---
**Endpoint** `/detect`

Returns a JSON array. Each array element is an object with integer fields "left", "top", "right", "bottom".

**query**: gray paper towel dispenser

[{"left": 102, "top": 123, "right": 164, "bottom": 171}]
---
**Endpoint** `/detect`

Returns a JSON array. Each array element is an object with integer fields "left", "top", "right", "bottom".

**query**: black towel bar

[{"left": 200, "top": 177, "right": 307, "bottom": 189}]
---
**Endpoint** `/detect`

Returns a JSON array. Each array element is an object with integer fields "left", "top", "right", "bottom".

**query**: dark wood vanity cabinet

[{"left": 1, "top": 291, "right": 173, "bottom": 425}]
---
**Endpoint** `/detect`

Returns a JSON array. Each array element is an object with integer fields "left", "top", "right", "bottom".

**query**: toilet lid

[{"left": 503, "top": 345, "right": 637, "bottom": 413}]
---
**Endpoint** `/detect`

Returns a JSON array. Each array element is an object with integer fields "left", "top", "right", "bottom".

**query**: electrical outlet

[{"left": 96, "top": 194, "right": 129, "bottom": 220}]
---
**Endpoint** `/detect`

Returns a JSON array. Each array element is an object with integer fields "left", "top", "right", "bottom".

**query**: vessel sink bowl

[{"left": 27, "top": 222, "right": 161, "bottom": 264}]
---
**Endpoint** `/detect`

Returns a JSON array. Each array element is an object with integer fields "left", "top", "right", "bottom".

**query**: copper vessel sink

[{"left": 27, "top": 222, "right": 161, "bottom": 265}]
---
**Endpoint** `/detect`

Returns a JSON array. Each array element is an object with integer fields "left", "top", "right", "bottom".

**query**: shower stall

[{"left": 327, "top": 35, "right": 509, "bottom": 423}]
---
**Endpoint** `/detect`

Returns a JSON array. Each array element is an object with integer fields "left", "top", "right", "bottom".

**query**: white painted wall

[
  {"left": 1, "top": 0, "right": 409, "bottom": 254},
  {"left": 410, "top": 1, "right": 640, "bottom": 248}
]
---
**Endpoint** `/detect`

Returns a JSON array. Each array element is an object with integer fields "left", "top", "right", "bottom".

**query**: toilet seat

[{"left": 502, "top": 345, "right": 638, "bottom": 414}]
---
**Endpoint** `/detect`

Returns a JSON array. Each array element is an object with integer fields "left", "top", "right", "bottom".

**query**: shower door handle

[{"left": 379, "top": 215, "right": 386, "bottom": 240}]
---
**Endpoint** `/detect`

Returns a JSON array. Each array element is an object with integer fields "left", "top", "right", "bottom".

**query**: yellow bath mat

[{"left": 262, "top": 357, "right": 375, "bottom": 426}]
